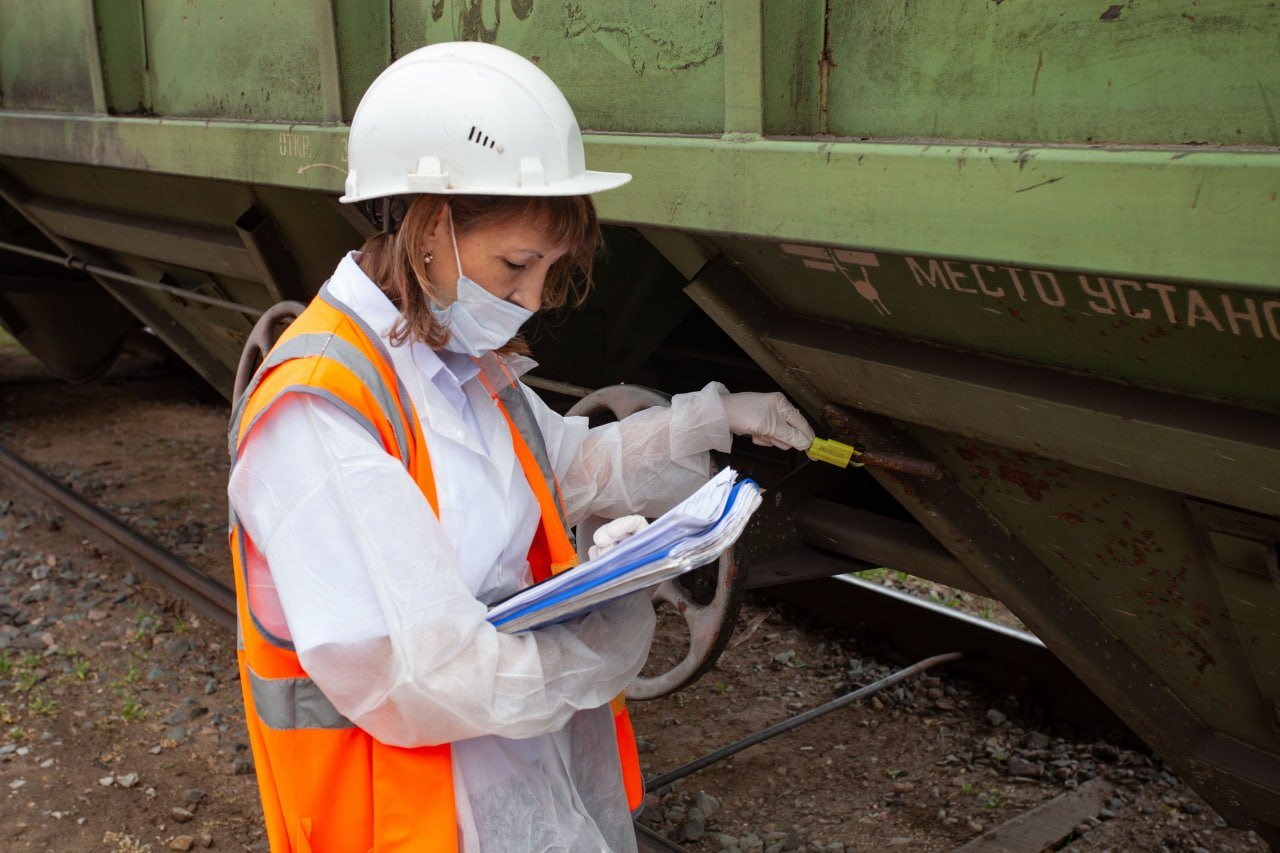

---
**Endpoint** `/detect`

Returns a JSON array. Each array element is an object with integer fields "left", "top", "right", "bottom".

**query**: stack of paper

[{"left": 487, "top": 468, "right": 762, "bottom": 633}]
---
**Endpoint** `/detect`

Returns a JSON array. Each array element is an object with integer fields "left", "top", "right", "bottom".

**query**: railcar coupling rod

[
  {"left": 645, "top": 652, "right": 962, "bottom": 792},
  {"left": 0, "top": 240, "right": 265, "bottom": 318}
]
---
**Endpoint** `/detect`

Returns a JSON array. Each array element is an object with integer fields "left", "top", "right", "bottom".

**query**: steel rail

[
  {"left": 0, "top": 442, "right": 236, "bottom": 632},
  {"left": 0, "top": 433, "right": 1110, "bottom": 843},
  {"left": 0, "top": 437, "right": 708, "bottom": 848},
  {"left": 646, "top": 652, "right": 963, "bottom": 792},
  {"left": 0, "top": 239, "right": 265, "bottom": 318}
]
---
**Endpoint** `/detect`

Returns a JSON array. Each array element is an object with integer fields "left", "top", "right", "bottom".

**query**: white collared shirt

[{"left": 229, "top": 252, "right": 735, "bottom": 850}]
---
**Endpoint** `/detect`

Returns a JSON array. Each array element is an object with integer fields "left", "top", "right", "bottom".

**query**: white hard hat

[{"left": 340, "top": 41, "right": 631, "bottom": 202}]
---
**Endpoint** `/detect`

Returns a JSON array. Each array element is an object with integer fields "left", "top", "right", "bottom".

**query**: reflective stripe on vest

[
  {"left": 247, "top": 665, "right": 355, "bottom": 731},
  {"left": 231, "top": 291, "right": 455, "bottom": 852},
  {"left": 473, "top": 354, "right": 578, "bottom": 578},
  {"left": 251, "top": 333, "right": 410, "bottom": 464}
]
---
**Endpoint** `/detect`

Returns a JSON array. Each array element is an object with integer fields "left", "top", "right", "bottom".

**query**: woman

[{"left": 228, "top": 41, "right": 813, "bottom": 852}]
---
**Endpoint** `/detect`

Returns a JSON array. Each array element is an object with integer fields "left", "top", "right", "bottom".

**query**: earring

[{"left": 423, "top": 250, "right": 434, "bottom": 265}]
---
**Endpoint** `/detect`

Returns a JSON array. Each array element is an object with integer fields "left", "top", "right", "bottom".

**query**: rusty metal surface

[
  {"left": 766, "top": 317, "right": 1280, "bottom": 517},
  {"left": 685, "top": 253, "right": 1280, "bottom": 839}
]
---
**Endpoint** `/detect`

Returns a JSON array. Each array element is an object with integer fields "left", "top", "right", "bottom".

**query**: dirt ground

[{"left": 0, "top": 335, "right": 1271, "bottom": 851}]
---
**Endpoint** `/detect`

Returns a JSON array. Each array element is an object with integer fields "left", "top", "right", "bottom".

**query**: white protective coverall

[{"left": 228, "top": 252, "right": 737, "bottom": 851}]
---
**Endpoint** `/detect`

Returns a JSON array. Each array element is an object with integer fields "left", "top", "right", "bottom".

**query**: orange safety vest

[{"left": 228, "top": 285, "right": 643, "bottom": 852}]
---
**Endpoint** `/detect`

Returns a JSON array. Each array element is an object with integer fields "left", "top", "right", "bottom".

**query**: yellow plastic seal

[{"left": 806, "top": 437, "right": 861, "bottom": 468}]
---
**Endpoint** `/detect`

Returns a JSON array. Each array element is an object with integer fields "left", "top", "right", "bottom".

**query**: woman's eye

[{"left": 503, "top": 259, "right": 526, "bottom": 271}]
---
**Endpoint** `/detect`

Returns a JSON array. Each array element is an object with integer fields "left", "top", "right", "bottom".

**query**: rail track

[
  {"left": 2, "top": 344, "right": 1266, "bottom": 850},
  {"left": 0, "top": 436, "right": 967, "bottom": 851},
  {"left": 0, "top": 386, "right": 1158, "bottom": 851}
]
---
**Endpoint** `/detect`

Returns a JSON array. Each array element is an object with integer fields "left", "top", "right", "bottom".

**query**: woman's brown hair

[{"left": 356, "top": 193, "right": 600, "bottom": 353}]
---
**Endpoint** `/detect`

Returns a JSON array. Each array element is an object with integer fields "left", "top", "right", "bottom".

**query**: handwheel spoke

[
  {"left": 232, "top": 301, "right": 307, "bottom": 402},
  {"left": 567, "top": 385, "right": 746, "bottom": 700}
]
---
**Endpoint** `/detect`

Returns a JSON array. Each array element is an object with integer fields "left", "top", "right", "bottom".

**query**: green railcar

[{"left": 0, "top": 0, "right": 1277, "bottom": 841}]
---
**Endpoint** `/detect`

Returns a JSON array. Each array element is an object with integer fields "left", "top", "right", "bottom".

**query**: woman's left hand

[{"left": 587, "top": 514, "right": 650, "bottom": 560}]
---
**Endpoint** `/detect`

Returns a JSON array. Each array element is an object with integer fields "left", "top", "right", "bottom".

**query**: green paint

[
  {"left": 91, "top": 0, "right": 150, "bottom": 115},
  {"left": 822, "top": 1, "right": 1280, "bottom": 146},
  {"left": 727, "top": 237, "right": 1280, "bottom": 410},
  {"left": 486, "top": 0, "right": 726, "bottom": 134},
  {"left": 0, "top": 1, "right": 98, "bottom": 113},
  {"left": 1, "top": 114, "right": 1275, "bottom": 296},
  {"left": 723, "top": 0, "right": 764, "bottom": 134},
  {"left": 761, "top": 0, "right": 823, "bottom": 136},
  {"left": 141, "top": 0, "right": 325, "bottom": 120},
  {"left": 332, "top": 0, "right": 390, "bottom": 122}
]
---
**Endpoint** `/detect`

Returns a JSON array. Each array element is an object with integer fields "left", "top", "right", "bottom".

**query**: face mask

[{"left": 431, "top": 210, "right": 534, "bottom": 356}]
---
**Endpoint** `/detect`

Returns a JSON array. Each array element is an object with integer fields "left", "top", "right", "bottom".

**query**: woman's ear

[{"left": 426, "top": 202, "right": 450, "bottom": 248}]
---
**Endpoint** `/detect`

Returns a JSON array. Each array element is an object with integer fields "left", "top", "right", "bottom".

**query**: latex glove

[
  {"left": 588, "top": 514, "right": 650, "bottom": 560},
  {"left": 722, "top": 392, "right": 815, "bottom": 451}
]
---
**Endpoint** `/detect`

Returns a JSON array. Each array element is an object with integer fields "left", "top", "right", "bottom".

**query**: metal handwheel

[
  {"left": 232, "top": 301, "right": 308, "bottom": 403},
  {"left": 567, "top": 385, "right": 747, "bottom": 700}
]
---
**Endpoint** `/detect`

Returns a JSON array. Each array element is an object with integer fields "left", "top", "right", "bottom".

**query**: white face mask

[{"left": 431, "top": 210, "right": 534, "bottom": 356}]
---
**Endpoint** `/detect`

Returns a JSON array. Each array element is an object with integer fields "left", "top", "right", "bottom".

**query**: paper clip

[{"left": 806, "top": 437, "right": 864, "bottom": 469}]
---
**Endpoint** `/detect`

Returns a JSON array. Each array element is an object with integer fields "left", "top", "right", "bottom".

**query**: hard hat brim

[{"left": 339, "top": 170, "right": 631, "bottom": 204}]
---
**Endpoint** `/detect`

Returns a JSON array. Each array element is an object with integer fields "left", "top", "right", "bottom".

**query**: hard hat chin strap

[
  {"left": 382, "top": 197, "right": 406, "bottom": 236},
  {"left": 361, "top": 196, "right": 412, "bottom": 236}
]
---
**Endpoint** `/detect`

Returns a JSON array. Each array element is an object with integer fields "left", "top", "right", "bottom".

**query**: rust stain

[
  {"left": 1015, "top": 176, "right": 1064, "bottom": 193},
  {"left": 816, "top": 0, "right": 836, "bottom": 135},
  {"left": 1054, "top": 512, "right": 1085, "bottom": 525},
  {"left": 1139, "top": 325, "right": 1171, "bottom": 345},
  {"left": 956, "top": 443, "right": 1056, "bottom": 500},
  {"left": 998, "top": 464, "right": 1049, "bottom": 501},
  {"left": 1158, "top": 627, "right": 1217, "bottom": 676},
  {"left": 458, "top": 0, "right": 502, "bottom": 43}
]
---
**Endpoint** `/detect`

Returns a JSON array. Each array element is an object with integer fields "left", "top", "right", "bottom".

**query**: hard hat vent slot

[{"left": 467, "top": 126, "right": 501, "bottom": 152}]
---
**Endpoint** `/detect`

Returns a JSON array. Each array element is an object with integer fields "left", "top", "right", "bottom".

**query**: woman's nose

[{"left": 512, "top": 278, "right": 544, "bottom": 312}]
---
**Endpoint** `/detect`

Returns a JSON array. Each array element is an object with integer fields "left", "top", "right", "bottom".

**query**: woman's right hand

[{"left": 721, "top": 391, "right": 815, "bottom": 451}]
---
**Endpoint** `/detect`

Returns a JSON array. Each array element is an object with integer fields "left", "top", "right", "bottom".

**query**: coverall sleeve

[
  {"left": 525, "top": 381, "right": 735, "bottom": 525},
  {"left": 228, "top": 394, "right": 656, "bottom": 748}
]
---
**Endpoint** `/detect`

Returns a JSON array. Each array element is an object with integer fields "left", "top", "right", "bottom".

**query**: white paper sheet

[{"left": 488, "top": 468, "right": 761, "bottom": 633}]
